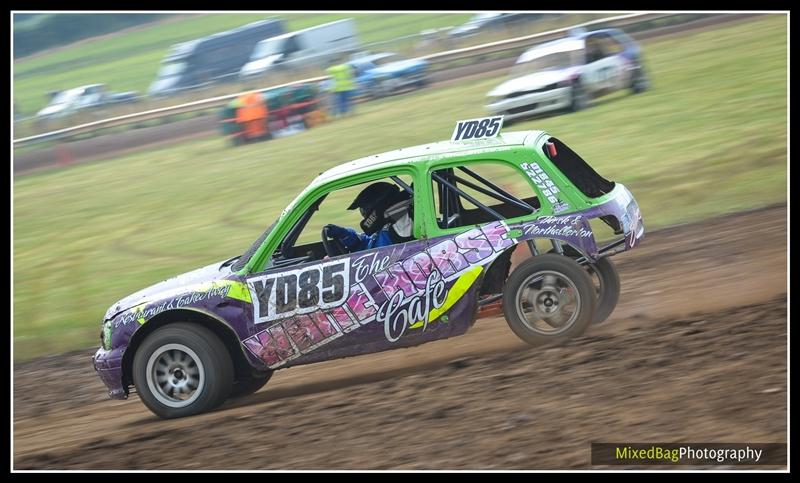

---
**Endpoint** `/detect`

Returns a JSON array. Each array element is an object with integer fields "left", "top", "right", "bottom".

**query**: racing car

[
  {"left": 486, "top": 28, "right": 649, "bottom": 121},
  {"left": 93, "top": 116, "right": 645, "bottom": 419}
]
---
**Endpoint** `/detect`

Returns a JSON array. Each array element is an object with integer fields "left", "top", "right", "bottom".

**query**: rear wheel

[
  {"left": 133, "top": 323, "right": 233, "bottom": 419},
  {"left": 502, "top": 254, "right": 596, "bottom": 346},
  {"left": 585, "top": 257, "right": 621, "bottom": 324},
  {"left": 547, "top": 248, "right": 621, "bottom": 325}
]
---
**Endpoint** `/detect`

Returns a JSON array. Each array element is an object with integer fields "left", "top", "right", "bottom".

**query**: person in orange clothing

[{"left": 235, "top": 91, "right": 269, "bottom": 140}]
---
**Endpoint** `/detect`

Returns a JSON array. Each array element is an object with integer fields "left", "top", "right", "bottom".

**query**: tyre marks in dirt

[
  {"left": 15, "top": 298, "right": 786, "bottom": 469},
  {"left": 13, "top": 204, "right": 787, "bottom": 469}
]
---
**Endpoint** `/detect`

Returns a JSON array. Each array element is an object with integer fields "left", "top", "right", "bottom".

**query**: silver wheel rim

[
  {"left": 146, "top": 343, "right": 205, "bottom": 408},
  {"left": 515, "top": 270, "right": 582, "bottom": 335}
]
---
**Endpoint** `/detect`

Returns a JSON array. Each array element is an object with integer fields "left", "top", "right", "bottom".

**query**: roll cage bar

[{"left": 431, "top": 166, "right": 537, "bottom": 226}]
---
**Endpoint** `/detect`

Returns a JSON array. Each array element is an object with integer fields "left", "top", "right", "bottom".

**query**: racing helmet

[{"left": 348, "top": 182, "right": 402, "bottom": 235}]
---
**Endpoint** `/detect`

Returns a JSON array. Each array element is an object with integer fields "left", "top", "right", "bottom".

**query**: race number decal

[
  {"left": 248, "top": 259, "right": 351, "bottom": 324},
  {"left": 451, "top": 116, "right": 504, "bottom": 141}
]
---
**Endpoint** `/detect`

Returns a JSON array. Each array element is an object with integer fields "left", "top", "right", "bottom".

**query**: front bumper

[
  {"left": 487, "top": 87, "right": 571, "bottom": 120},
  {"left": 93, "top": 346, "right": 127, "bottom": 400}
]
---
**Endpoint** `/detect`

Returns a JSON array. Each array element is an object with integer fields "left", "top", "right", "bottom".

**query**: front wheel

[
  {"left": 502, "top": 254, "right": 596, "bottom": 346},
  {"left": 570, "top": 81, "right": 588, "bottom": 112},
  {"left": 133, "top": 323, "right": 234, "bottom": 419}
]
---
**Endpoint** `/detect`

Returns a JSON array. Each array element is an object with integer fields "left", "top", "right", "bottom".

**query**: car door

[
  {"left": 581, "top": 33, "right": 625, "bottom": 94},
  {"left": 599, "top": 33, "right": 629, "bottom": 91},
  {"left": 241, "top": 173, "right": 444, "bottom": 370},
  {"left": 73, "top": 87, "right": 91, "bottom": 110},
  {"left": 280, "top": 34, "right": 303, "bottom": 68}
]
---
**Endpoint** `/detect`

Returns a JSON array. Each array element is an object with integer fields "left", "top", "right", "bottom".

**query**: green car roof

[{"left": 311, "top": 130, "right": 545, "bottom": 188}]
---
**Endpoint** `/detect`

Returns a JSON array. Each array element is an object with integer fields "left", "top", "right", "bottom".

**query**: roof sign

[{"left": 451, "top": 116, "right": 504, "bottom": 142}]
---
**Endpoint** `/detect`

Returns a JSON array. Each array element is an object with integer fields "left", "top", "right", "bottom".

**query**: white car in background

[
  {"left": 486, "top": 28, "right": 649, "bottom": 122},
  {"left": 36, "top": 83, "right": 139, "bottom": 120}
]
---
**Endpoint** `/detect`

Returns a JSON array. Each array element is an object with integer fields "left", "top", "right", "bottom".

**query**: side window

[
  {"left": 430, "top": 162, "right": 540, "bottom": 230},
  {"left": 585, "top": 35, "right": 606, "bottom": 63},
  {"left": 271, "top": 174, "right": 416, "bottom": 268},
  {"left": 602, "top": 35, "right": 624, "bottom": 57},
  {"left": 283, "top": 35, "right": 301, "bottom": 57}
]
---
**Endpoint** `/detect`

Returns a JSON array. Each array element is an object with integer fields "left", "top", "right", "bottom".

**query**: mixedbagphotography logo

[{"left": 591, "top": 443, "right": 787, "bottom": 466}]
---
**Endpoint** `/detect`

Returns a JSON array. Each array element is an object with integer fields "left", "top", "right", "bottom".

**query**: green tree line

[{"left": 14, "top": 14, "right": 172, "bottom": 58}]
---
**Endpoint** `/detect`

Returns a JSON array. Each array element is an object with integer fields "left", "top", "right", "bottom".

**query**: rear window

[{"left": 543, "top": 137, "right": 615, "bottom": 198}]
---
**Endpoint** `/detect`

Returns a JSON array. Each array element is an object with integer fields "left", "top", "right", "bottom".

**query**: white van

[{"left": 239, "top": 19, "right": 359, "bottom": 79}]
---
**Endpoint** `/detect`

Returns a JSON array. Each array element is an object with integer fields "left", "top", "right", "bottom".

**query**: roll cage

[{"left": 431, "top": 165, "right": 540, "bottom": 229}]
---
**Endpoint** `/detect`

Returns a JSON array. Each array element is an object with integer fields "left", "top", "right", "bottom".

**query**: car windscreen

[
  {"left": 468, "top": 12, "right": 502, "bottom": 25},
  {"left": 50, "top": 88, "right": 83, "bottom": 105},
  {"left": 252, "top": 38, "right": 282, "bottom": 60},
  {"left": 231, "top": 221, "right": 276, "bottom": 272},
  {"left": 510, "top": 50, "right": 581, "bottom": 77},
  {"left": 157, "top": 62, "right": 186, "bottom": 79},
  {"left": 373, "top": 54, "right": 401, "bottom": 66}
]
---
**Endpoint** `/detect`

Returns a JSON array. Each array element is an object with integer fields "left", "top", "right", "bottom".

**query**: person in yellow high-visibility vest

[{"left": 326, "top": 60, "right": 356, "bottom": 117}]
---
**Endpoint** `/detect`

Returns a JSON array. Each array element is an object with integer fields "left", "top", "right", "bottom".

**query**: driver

[{"left": 325, "top": 182, "right": 414, "bottom": 253}]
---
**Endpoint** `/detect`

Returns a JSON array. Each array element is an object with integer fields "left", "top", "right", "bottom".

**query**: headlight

[{"left": 102, "top": 320, "right": 113, "bottom": 350}]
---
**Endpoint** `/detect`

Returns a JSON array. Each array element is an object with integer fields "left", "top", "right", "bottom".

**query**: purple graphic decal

[
  {"left": 401, "top": 251, "right": 437, "bottom": 290},
  {"left": 428, "top": 238, "right": 471, "bottom": 280},
  {"left": 454, "top": 226, "right": 495, "bottom": 264},
  {"left": 373, "top": 262, "right": 416, "bottom": 299},
  {"left": 243, "top": 337, "right": 263, "bottom": 358},
  {"left": 377, "top": 270, "right": 447, "bottom": 342},
  {"left": 329, "top": 304, "right": 359, "bottom": 332},
  {"left": 284, "top": 315, "right": 325, "bottom": 351},
  {"left": 352, "top": 252, "right": 391, "bottom": 284},
  {"left": 345, "top": 282, "right": 378, "bottom": 322},
  {"left": 310, "top": 311, "right": 338, "bottom": 338},
  {"left": 245, "top": 324, "right": 297, "bottom": 366},
  {"left": 482, "top": 220, "right": 516, "bottom": 251}
]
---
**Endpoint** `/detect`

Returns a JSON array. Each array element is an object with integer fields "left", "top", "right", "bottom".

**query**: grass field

[
  {"left": 13, "top": 13, "right": 473, "bottom": 117},
  {"left": 12, "top": 13, "right": 605, "bottom": 138},
  {"left": 13, "top": 15, "right": 787, "bottom": 360}
]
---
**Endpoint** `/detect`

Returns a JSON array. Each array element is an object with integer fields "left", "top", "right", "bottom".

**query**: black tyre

[
  {"left": 133, "top": 323, "right": 234, "bottom": 419},
  {"left": 230, "top": 372, "right": 273, "bottom": 398},
  {"left": 630, "top": 67, "right": 650, "bottom": 94},
  {"left": 570, "top": 81, "right": 588, "bottom": 112},
  {"left": 548, "top": 249, "right": 621, "bottom": 325},
  {"left": 502, "top": 254, "right": 596, "bottom": 346},
  {"left": 585, "top": 257, "right": 621, "bottom": 325}
]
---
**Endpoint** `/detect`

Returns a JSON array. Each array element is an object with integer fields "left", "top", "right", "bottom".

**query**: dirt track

[{"left": 13, "top": 204, "right": 787, "bottom": 470}]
